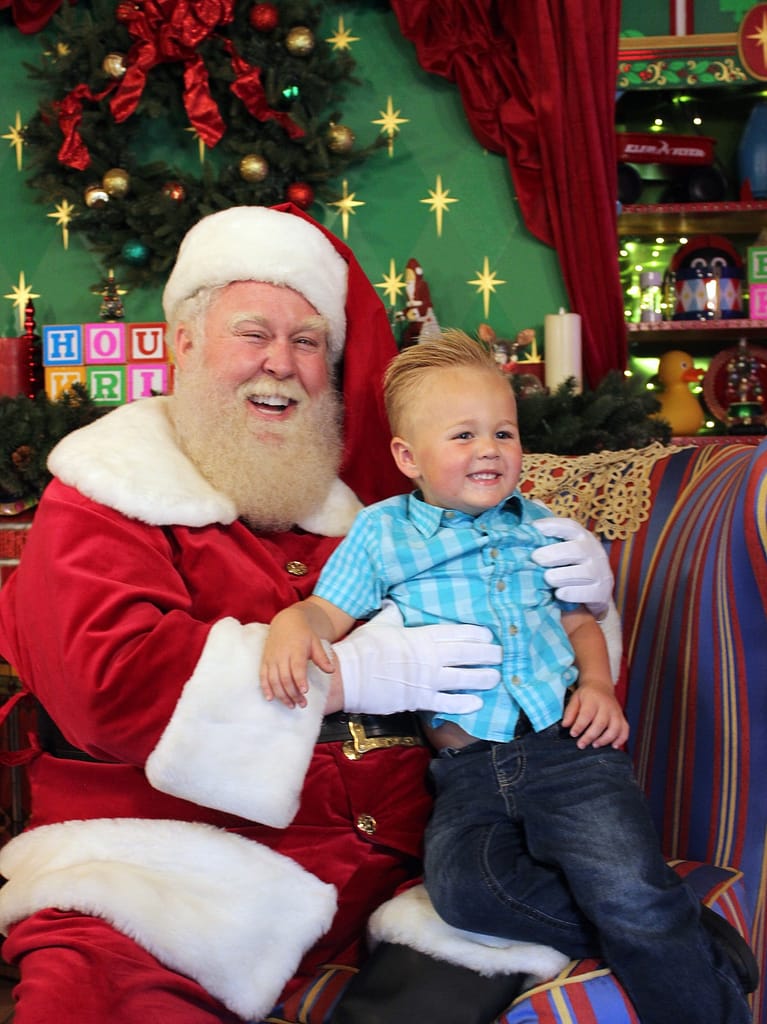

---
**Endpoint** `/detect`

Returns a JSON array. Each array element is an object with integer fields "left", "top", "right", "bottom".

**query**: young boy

[{"left": 261, "top": 330, "right": 755, "bottom": 1024}]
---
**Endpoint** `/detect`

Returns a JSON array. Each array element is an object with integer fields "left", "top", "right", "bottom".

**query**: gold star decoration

[
  {"left": 420, "top": 175, "right": 459, "bottom": 237},
  {"left": 326, "top": 16, "right": 360, "bottom": 51},
  {"left": 467, "top": 258, "right": 506, "bottom": 318},
  {"left": 4, "top": 272, "right": 41, "bottom": 331},
  {"left": 748, "top": 12, "right": 767, "bottom": 66},
  {"left": 186, "top": 126, "right": 207, "bottom": 164},
  {"left": 47, "top": 199, "right": 77, "bottom": 250},
  {"left": 329, "top": 180, "right": 365, "bottom": 240},
  {"left": 2, "top": 112, "right": 26, "bottom": 172},
  {"left": 372, "top": 96, "right": 409, "bottom": 157},
  {"left": 43, "top": 40, "right": 71, "bottom": 60},
  {"left": 375, "top": 258, "right": 407, "bottom": 307}
]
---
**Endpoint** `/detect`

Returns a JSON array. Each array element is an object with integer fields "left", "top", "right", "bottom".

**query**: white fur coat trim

[
  {"left": 146, "top": 618, "right": 329, "bottom": 828},
  {"left": 368, "top": 885, "right": 569, "bottom": 984},
  {"left": 47, "top": 395, "right": 362, "bottom": 536},
  {"left": 0, "top": 818, "right": 337, "bottom": 1020}
]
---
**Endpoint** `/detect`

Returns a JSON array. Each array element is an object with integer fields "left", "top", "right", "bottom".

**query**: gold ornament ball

[
  {"left": 326, "top": 123, "right": 356, "bottom": 154},
  {"left": 102, "top": 52, "right": 127, "bottom": 78},
  {"left": 285, "top": 25, "right": 315, "bottom": 56},
  {"left": 84, "top": 184, "right": 110, "bottom": 209},
  {"left": 102, "top": 167, "right": 130, "bottom": 198},
  {"left": 239, "top": 154, "right": 269, "bottom": 183}
]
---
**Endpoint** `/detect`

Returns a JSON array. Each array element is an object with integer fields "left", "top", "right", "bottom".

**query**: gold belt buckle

[{"left": 342, "top": 719, "right": 422, "bottom": 760}]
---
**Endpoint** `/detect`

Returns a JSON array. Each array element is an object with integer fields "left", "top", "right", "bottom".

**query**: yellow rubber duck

[{"left": 655, "top": 350, "right": 705, "bottom": 436}]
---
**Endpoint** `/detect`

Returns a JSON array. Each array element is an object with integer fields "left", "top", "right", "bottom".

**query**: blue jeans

[{"left": 424, "top": 723, "right": 751, "bottom": 1024}]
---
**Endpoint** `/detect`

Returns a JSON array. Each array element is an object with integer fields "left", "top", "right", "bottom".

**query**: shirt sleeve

[{"left": 313, "top": 506, "right": 388, "bottom": 620}]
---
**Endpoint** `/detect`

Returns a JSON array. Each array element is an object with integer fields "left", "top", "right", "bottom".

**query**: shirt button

[
  {"left": 508, "top": 624, "right": 518, "bottom": 636},
  {"left": 511, "top": 675, "right": 522, "bottom": 686},
  {"left": 490, "top": 548, "right": 499, "bottom": 558},
  {"left": 356, "top": 814, "right": 377, "bottom": 835},
  {"left": 496, "top": 580, "right": 506, "bottom": 592},
  {"left": 286, "top": 561, "right": 308, "bottom": 577}
]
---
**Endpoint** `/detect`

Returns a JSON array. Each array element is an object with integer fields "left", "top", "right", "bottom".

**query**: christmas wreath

[{"left": 23, "top": 0, "right": 382, "bottom": 286}]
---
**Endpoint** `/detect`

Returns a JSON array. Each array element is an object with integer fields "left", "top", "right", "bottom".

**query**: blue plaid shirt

[{"left": 314, "top": 491, "right": 579, "bottom": 742}]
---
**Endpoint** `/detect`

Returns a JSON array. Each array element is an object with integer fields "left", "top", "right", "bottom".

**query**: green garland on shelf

[
  {"left": 513, "top": 372, "right": 671, "bottom": 455},
  {"left": 22, "top": 0, "right": 383, "bottom": 286},
  {"left": 0, "top": 374, "right": 670, "bottom": 507}
]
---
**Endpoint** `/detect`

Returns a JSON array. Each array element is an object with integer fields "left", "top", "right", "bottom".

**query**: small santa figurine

[{"left": 401, "top": 258, "right": 440, "bottom": 347}]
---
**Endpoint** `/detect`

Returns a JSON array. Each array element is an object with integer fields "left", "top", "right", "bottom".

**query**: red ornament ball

[
  {"left": 162, "top": 181, "right": 187, "bottom": 202},
  {"left": 116, "top": 2, "right": 139, "bottom": 22},
  {"left": 249, "top": 3, "right": 279, "bottom": 32},
  {"left": 285, "top": 182, "right": 315, "bottom": 210}
]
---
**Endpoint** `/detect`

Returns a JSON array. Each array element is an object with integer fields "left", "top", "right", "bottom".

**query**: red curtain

[
  {"left": 390, "top": 0, "right": 627, "bottom": 387},
  {"left": 0, "top": 0, "right": 65, "bottom": 33}
]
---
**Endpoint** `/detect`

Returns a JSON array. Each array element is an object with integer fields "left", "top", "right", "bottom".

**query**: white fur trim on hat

[{"left": 162, "top": 206, "right": 348, "bottom": 356}]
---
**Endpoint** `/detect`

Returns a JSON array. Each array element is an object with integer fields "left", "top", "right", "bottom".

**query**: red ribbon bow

[{"left": 56, "top": 0, "right": 303, "bottom": 170}]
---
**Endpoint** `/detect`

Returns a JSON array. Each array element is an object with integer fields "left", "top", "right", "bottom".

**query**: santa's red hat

[{"left": 163, "top": 203, "right": 406, "bottom": 506}]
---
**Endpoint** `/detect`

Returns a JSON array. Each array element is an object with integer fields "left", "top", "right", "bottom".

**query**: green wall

[{"left": 0, "top": 3, "right": 566, "bottom": 347}]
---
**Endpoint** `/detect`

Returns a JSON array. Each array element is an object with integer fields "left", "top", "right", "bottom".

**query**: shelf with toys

[{"left": 618, "top": 200, "right": 767, "bottom": 238}]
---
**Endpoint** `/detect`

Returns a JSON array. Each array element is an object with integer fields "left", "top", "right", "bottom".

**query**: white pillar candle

[{"left": 544, "top": 308, "right": 582, "bottom": 392}]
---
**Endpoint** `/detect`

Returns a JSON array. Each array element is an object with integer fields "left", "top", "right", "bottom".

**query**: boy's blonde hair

[{"left": 383, "top": 328, "right": 506, "bottom": 435}]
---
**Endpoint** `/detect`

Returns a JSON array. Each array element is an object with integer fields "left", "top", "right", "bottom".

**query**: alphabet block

[
  {"left": 748, "top": 282, "right": 767, "bottom": 318},
  {"left": 128, "top": 322, "right": 167, "bottom": 362},
  {"left": 43, "top": 325, "right": 82, "bottom": 366},
  {"left": 45, "top": 366, "right": 86, "bottom": 400},
  {"left": 128, "top": 363, "right": 171, "bottom": 401},
  {"left": 84, "top": 322, "right": 126, "bottom": 364},
  {"left": 747, "top": 246, "right": 767, "bottom": 284},
  {"left": 42, "top": 321, "right": 171, "bottom": 406}
]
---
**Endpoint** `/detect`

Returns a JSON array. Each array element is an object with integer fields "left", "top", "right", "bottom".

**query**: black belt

[
  {"left": 39, "top": 704, "right": 424, "bottom": 764},
  {"left": 319, "top": 712, "right": 424, "bottom": 760}
]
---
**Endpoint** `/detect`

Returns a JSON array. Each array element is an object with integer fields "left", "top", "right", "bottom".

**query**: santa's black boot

[{"left": 329, "top": 942, "right": 527, "bottom": 1024}]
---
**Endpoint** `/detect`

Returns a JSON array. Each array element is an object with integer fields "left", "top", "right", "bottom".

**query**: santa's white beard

[{"left": 172, "top": 363, "right": 343, "bottom": 532}]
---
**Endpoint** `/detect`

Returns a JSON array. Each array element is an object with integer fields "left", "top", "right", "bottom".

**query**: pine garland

[
  {"left": 513, "top": 372, "right": 672, "bottom": 454},
  {"left": 23, "top": 0, "right": 383, "bottom": 286},
  {"left": 0, "top": 375, "right": 670, "bottom": 505},
  {"left": 0, "top": 386, "right": 104, "bottom": 502}
]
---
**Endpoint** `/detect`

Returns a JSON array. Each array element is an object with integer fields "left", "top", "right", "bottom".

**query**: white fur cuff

[
  {"left": 0, "top": 818, "right": 337, "bottom": 1021},
  {"left": 368, "top": 884, "right": 569, "bottom": 984},
  {"left": 146, "top": 618, "right": 329, "bottom": 828}
]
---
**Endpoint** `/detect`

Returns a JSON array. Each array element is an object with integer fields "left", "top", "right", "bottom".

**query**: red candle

[{"left": 0, "top": 336, "right": 29, "bottom": 398}]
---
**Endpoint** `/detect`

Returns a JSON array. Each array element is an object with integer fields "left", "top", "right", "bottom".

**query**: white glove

[
  {"left": 530, "top": 516, "right": 614, "bottom": 616},
  {"left": 334, "top": 602, "right": 501, "bottom": 716}
]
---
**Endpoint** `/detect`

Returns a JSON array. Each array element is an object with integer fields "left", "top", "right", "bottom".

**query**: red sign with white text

[{"left": 617, "top": 132, "right": 715, "bottom": 166}]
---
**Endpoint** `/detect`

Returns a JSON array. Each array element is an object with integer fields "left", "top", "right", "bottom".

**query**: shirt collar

[{"left": 407, "top": 490, "right": 524, "bottom": 538}]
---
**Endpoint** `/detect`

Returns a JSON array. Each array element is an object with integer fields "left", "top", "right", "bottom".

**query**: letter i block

[
  {"left": 85, "top": 322, "right": 126, "bottom": 364},
  {"left": 42, "top": 325, "right": 82, "bottom": 366},
  {"left": 87, "top": 365, "right": 126, "bottom": 405},
  {"left": 747, "top": 247, "right": 767, "bottom": 284},
  {"left": 127, "top": 363, "right": 170, "bottom": 401},
  {"left": 128, "top": 322, "right": 167, "bottom": 362},
  {"left": 749, "top": 282, "right": 767, "bottom": 319}
]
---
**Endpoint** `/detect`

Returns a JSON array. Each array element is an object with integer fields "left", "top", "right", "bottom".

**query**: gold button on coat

[{"left": 286, "top": 561, "right": 308, "bottom": 577}]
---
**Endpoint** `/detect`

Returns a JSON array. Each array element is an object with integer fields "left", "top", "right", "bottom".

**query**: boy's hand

[
  {"left": 260, "top": 610, "right": 335, "bottom": 709},
  {"left": 562, "top": 684, "right": 629, "bottom": 750}
]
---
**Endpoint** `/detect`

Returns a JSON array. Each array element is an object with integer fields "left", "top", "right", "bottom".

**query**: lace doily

[{"left": 520, "top": 442, "right": 681, "bottom": 541}]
